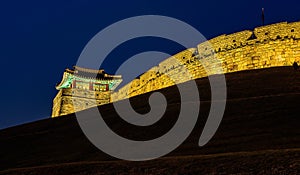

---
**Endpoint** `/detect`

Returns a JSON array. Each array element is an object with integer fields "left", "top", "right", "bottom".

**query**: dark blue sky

[{"left": 0, "top": 0, "right": 299, "bottom": 129}]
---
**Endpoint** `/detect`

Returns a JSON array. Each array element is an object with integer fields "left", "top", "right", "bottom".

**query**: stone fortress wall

[
  {"left": 111, "top": 21, "right": 300, "bottom": 101},
  {"left": 52, "top": 88, "right": 111, "bottom": 116}
]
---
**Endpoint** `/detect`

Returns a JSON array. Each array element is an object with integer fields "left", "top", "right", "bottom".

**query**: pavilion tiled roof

[{"left": 65, "top": 66, "right": 122, "bottom": 80}]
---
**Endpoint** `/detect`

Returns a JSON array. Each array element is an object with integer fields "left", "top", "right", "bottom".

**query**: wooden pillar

[
  {"left": 89, "top": 82, "right": 93, "bottom": 90},
  {"left": 72, "top": 80, "right": 76, "bottom": 88}
]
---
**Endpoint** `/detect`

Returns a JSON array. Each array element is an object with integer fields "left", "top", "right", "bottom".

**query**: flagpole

[{"left": 262, "top": 8, "right": 265, "bottom": 26}]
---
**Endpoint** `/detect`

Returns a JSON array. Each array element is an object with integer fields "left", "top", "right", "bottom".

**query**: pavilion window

[
  {"left": 76, "top": 81, "right": 89, "bottom": 90},
  {"left": 93, "top": 83, "right": 107, "bottom": 92}
]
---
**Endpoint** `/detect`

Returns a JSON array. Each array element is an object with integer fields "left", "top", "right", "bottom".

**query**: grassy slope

[{"left": 0, "top": 67, "right": 299, "bottom": 174}]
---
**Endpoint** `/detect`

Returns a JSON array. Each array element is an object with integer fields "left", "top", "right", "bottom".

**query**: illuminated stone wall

[
  {"left": 52, "top": 21, "right": 300, "bottom": 116},
  {"left": 111, "top": 21, "right": 300, "bottom": 101},
  {"left": 52, "top": 88, "right": 111, "bottom": 117}
]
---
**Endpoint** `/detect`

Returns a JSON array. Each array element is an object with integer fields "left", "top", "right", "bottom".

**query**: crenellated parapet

[
  {"left": 254, "top": 22, "right": 300, "bottom": 41},
  {"left": 202, "top": 21, "right": 300, "bottom": 53},
  {"left": 111, "top": 48, "right": 197, "bottom": 101},
  {"left": 53, "top": 21, "right": 300, "bottom": 113},
  {"left": 111, "top": 21, "right": 300, "bottom": 102}
]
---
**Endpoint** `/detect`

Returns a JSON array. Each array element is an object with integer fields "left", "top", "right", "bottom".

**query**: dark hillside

[{"left": 0, "top": 67, "right": 299, "bottom": 174}]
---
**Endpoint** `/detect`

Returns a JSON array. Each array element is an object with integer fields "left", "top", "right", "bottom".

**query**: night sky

[{"left": 0, "top": 0, "right": 299, "bottom": 129}]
